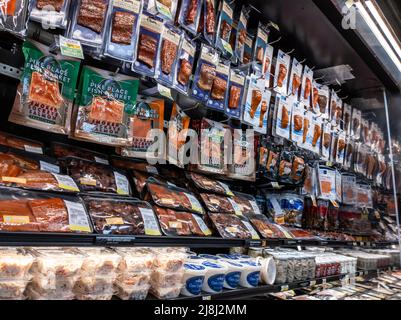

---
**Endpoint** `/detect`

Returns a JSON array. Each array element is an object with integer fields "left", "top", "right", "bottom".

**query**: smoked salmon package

[
  {"left": 132, "top": 13, "right": 164, "bottom": 77},
  {"left": 242, "top": 33, "right": 254, "bottom": 65},
  {"left": 232, "top": 192, "right": 262, "bottom": 215},
  {"left": 190, "top": 43, "right": 219, "bottom": 103},
  {"left": 103, "top": 0, "right": 143, "bottom": 61},
  {"left": 288, "top": 57, "right": 303, "bottom": 100},
  {"left": 146, "top": 182, "right": 204, "bottom": 215},
  {"left": 263, "top": 44, "right": 274, "bottom": 88},
  {"left": 0, "top": 0, "right": 29, "bottom": 37},
  {"left": 177, "top": 0, "right": 202, "bottom": 35},
  {"left": 317, "top": 165, "right": 336, "bottom": 202},
  {"left": 233, "top": 5, "right": 250, "bottom": 63},
  {"left": 69, "top": 0, "right": 110, "bottom": 47},
  {"left": 274, "top": 95, "right": 293, "bottom": 141},
  {"left": 9, "top": 40, "right": 80, "bottom": 135},
  {"left": 63, "top": 157, "right": 131, "bottom": 196},
  {"left": 187, "top": 172, "right": 234, "bottom": 197},
  {"left": 0, "top": 187, "right": 92, "bottom": 233},
  {"left": 0, "top": 131, "right": 44, "bottom": 154},
  {"left": 71, "top": 65, "right": 139, "bottom": 147},
  {"left": 214, "top": 0, "right": 234, "bottom": 57},
  {"left": 252, "top": 22, "right": 269, "bottom": 71},
  {"left": 207, "top": 212, "right": 260, "bottom": 240},
  {"left": 201, "top": 0, "right": 216, "bottom": 45},
  {"left": 153, "top": 206, "right": 212, "bottom": 237},
  {"left": 228, "top": 129, "right": 256, "bottom": 181},
  {"left": 29, "top": 0, "right": 71, "bottom": 29},
  {"left": 206, "top": 59, "right": 230, "bottom": 112},
  {"left": 167, "top": 103, "right": 190, "bottom": 167},
  {"left": 300, "top": 65, "right": 313, "bottom": 108},
  {"left": 172, "top": 34, "right": 196, "bottom": 95},
  {"left": 273, "top": 49, "right": 291, "bottom": 96},
  {"left": 83, "top": 196, "right": 162, "bottom": 236},
  {"left": 118, "top": 96, "right": 165, "bottom": 160},
  {"left": 155, "top": 23, "right": 182, "bottom": 87},
  {"left": 224, "top": 69, "right": 245, "bottom": 120},
  {"left": 51, "top": 142, "right": 109, "bottom": 165},
  {"left": 200, "top": 193, "right": 244, "bottom": 215},
  {"left": 0, "top": 148, "right": 81, "bottom": 193}
]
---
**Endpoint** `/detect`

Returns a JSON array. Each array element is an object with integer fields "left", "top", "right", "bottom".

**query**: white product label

[
  {"left": 94, "top": 157, "right": 109, "bottom": 165},
  {"left": 184, "top": 193, "right": 203, "bottom": 214},
  {"left": 250, "top": 201, "right": 261, "bottom": 215},
  {"left": 242, "top": 221, "right": 260, "bottom": 240},
  {"left": 52, "top": 174, "right": 80, "bottom": 192},
  {"left": 140, "top": 207, "right": 162, "bottom": 236},
  {"left": 114, "top": 0, "right": 140, "bottom": 12},
  {"left": 192, "top": 214, "right": 212, "bottom": 236},
  {"left": 218, "top": 181, "right": 234, "bottom": 196},
  {"left": 228, "top": 198, "right": 243, "bottom": 216},
  {"left": 24, "top": 145, "right": 43, "bottom": 154},
  {"left": 271, "top": 197, "right": 283, "bottom": 215},
  {"left": 65, "top": 200, "right": 91, "bottom": 232},
  {"left": 59, "top": 36, "right": 84, "bottom": 59},
  {"left": 114, "top": 172, "right": 130, "bottom": 195},
  {"left": 157, "top": 83, "right": 173, "bottom": 100},
  {"left": 40, "top": 161, "right": 60, "bottom": 174}
]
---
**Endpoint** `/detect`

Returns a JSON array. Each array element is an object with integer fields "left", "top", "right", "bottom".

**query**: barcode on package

[
  {"left": 65, "top": 200, "right": 91, "bottom": 232},
  {"left": 40, "top": 161, "right": 60, "bottom": 173},
  {"left": 114, "top": 172, "right": 130, "bottom": 195},
  {"left": 140, "top": 208, "right": 161, "bottom": 236}
]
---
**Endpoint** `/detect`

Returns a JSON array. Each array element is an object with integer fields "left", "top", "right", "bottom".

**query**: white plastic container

[
  {"left": 219, "top": 260, "right": 245, "bottom": 290},
  {"left": 181, "top": 263, "right": 207, "bottom": 297},
  {"left": 259, "top": 257, "right": 277, "bottom": 285},
  {"left": 201, "top": 261, "right": 228, "bottom": 294},
  {"left": 238, "top": 260, "right": 261, "bottom": 288}
]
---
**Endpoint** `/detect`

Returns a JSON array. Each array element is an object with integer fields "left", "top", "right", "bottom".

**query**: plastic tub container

[
  {"left": 201, "top": 261, "right": 228, "bottom": 294},
  {"left": 181, "top": 263, "right": 206, "bottom": 297}
]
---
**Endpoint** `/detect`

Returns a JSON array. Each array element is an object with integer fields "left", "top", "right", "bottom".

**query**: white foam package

[
  {"left": 258, "top": 257, "right": 277, "bottom": 285},
  {"left": 181, "top": 263, "right": 207, "bottom": 297},
  {"left": 238, "top": 260, "right": 262, "bottom": 288},
  {"left": 218, "top": 260, "right": 245, "bottom": 290},
  {"left": 201, "top": 260, "right": 228, "bottom": 294}
]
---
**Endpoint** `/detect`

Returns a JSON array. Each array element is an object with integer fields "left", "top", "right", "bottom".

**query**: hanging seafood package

[
  {"left": 225, "top": 69, "right": 245, "bottom": 119},
  {"left": 147, "top": 0, "right": 178, "bottom": 21},
  {"left": 173, "top": 34, "right": 196, "bottom": 94},
  {"left": 69, "top": 0, "right": 110, "bottom": 47},
  {"left": 274, "top": 95, "right": 294, "bottom": 141},
  {"left": 178, "top": 0, "right": 202, "bottom": 35},
  {"left": 206, "top": 59, "right": 230, "bottom": 112},
  {"left": 273, "top": 49, "right": 291, "bottom": 96},
  {"left": 288, "top": 58, "right": 303, "bottom": 99},
  {"left": 29, "top": 0, "right": 71, "bottom": 29},
  {"left": 233, "top": 6, "right": 249, "bottom": 62},
  {"left": 252, "top": 22, "right": 269, "bottom": 70},
  {"left": 0, "top": 0, "right": 29, "bottom": 36},
  {"left": 300, "top": 65, "right": 313, "bottom": 108},
  {"left": 103, "top": 0, "right": 143, "bottom": 61},
  {"left": 313, "top": 83, "right": 330, "bottom": 118},
  {"left": 9, "top": 40, "right": 81, "bottom": 135},
  {"left": 202, "top": 0, "right": 217, "bottom": 45},
  {"left": 215, "top": 0, "right": 234, "bottom": 57},
  {"left": 71, "top": 65, "right": 139, "bottom": 146}
]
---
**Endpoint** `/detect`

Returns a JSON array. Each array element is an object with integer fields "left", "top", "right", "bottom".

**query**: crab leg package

[
  {"left": 29, "top": 0, "right": 71, "bottom": 29},
  {"left": 9, "top": 40, "right": 80, "bottom": 135},
  {"left": 206, "top": 59, "right": 230, "bottom": 112},
  {"left": 225, "top": 69, "right": 245, "bottom": 119},
  {"left": 71, "top": 65, "right": 139, "bottom": 147},
  {"left": 191, "top": 43, "right": 219, "bottom": 102},
  {"left": 119, "top": 96, "right": 165, "bottom": 160},
  {"left": 103, "top": 0, "right": 143, "bottom": 61}
]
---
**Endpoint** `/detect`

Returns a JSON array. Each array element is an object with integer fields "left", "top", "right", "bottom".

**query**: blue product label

[
  {"left": 208, "top": 274, "right": 225, "bottom": 292},
  {"left": 185, "top": 263, "right": 206, "bottom": 271},
  {"left": 203, "top": 261, "right": 223, "bottom": 269},
  {"left": 186, "top": 276, "right": 204, "bottom": 295},
  {"left": 225, "top": 271, "right": 241, "bottom": 288},
  {"left": 247, "top": 271, "right": 260, "bottom": 287}
]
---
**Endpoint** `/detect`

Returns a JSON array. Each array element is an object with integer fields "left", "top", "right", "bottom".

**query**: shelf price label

[
  {"left": 59, "top": 36, "right": 84, "bottom": 59},
  {"left": 309, "top": 280, "right": 316, "bottom": 286},
  {"left": 280, "top": 285, "right": 289, "bottom": 292},
  {"left": 202, "top": 296, "right": 211, "bottom": 301}
]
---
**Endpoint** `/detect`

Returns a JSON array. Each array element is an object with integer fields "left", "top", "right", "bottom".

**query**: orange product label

[
  {"left": 0, "top": 0, "right": 17, "bottom": 16},
  {"left": 321, "top": 181, "right": 332, "bottom": 194}
]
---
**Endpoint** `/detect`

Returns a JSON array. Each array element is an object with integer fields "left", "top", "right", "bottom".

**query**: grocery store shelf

[{"left": 0, "top": 232, "right": 397, "bottom": 248}]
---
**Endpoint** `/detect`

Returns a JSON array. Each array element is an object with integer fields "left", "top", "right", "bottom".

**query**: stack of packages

[
  {"left": 74, "top": 248, "right": 122, "bottom": 300},
  {"left": 149, "top": 248, "right": 187, "bottom": 299},
  {"left": 26, "top": 248, "right": 84, "bottom": 300},
  {"left": 0, "top": 248, "right": 35, "bottom": 300},
  {"left": 114, "top": 248, "right": 155, "bottom": 300}
]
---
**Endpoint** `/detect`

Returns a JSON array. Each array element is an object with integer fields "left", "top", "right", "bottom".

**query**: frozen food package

[
  {"left": 0, "top": 132, "right": 44, "bottom": 155},
  {"left": 263, "top": 44, "right": 274, "bottom": 88},
  {"left": 351, "top": 107, "right": 362, "bottom": 139},
  {"left": 132, "top": 12, "right": 164, "bottom": 77},
  {"left": 321, "top": 121, "right": 331, "bottom": 160},
  {"left": 147, "top": 0, "right": 178, "bottom": 21},
  {"left": 252, "top": 22, "right": 269, "bottom": 68},
  {"left": 178, "top": 0, "right": 202, "bottom": 35},
  {"left": 273, "top": 50, "right": 291, "bottom": 95},
  {"left": 72, "top": 65, "right": 139, "bottom": 147},
  {"left": 242, "top": 75, "right": 271, "bottom": 134},
  {"left": 317, "top": 166, "right": 336, "bottom": 201},
  {"left": 0, "top": 187, "right": 92, "bottom": 233},
  {"left": 69, "top": 0, "right": 110, "bottom": 47},
  {"left": 215, "top": 0, "right": 234, "bottom": 56},
  {"left": 274, "top": 94, "right": 294, "bottom": 140},
  {"left": 208, "top": 212, "right": 259, "bottom": 239},
  {"left": 207, "top": 59, "right": 230, "bottom": 112},
  {"left": 242, "top": 33, "right": 254, "bottom": 65},
  {"left": 228, "top": 129, "right": 256, "bottom": 181},
  {"left": 300, "top": 65, "right": 313, "bottom": 107},
  {"left": 29, "top": 0, "right": 71, "bottom": 29},
  {"left": 290, "top": 100, "right": 304, "bottom": 145},
  {"left": 147, "top": 182, "right": 204, "bottom": 215},
  {"left": 0, "top": 0, "right": 29, "bottom": 36},
  {"left": 51, "top": 142, "right": 109, "bottom": 164},
  {"left": 343, "top": 103, "right": 352, "bottom": 134},
  {"left": 200, "top": 193, "right": 243, "bottom": 215},
  {"left": 167, "top": 103, "right": 190, "bottom": 167},
  {"left": 155, "top": 24, "right": 182, "bottom": 87},
  {"left": 314, "top": 83, "right": 330, "bottom": 118},
  {"left": 83, "top": 196, "right": 161, "bottom": 235},
  {"left": 153, "top": 206, "right": 211, "bottom": 237},
  {"left": 118, "top": 96, "right": 165, "bottom": 160},
  {"left": 9, "top": 40, "right": 80, "bottom": 135},
  {"left": 191, "top": 43, "right": 219, "bottom": 102},
  {"left": 0, "top": 248, "right": 34, "bottom": 280},
  {"left": 173, "top": 34, "right": 196, "bottom": 94},
  {"left": 225, "top": 69, "right": 245, "bottom": 119},
  {"left": 187, "top": 172, "right": 234, "bottom": 196},
  {"left": 103, "top": 0, "right": 143, "bottom": 61},
  {"left": 234, "top": 6, "right": 249, "bottom": 62},
  {"left": 64, "top": 157, "right": 131, "bottom": 196},
  {"left": 288, "top": 58, "right": 303, "bottom": 99}
]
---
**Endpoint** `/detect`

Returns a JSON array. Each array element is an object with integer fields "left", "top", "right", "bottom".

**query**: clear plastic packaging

[
  {"left": 0, "top": 131, "right": 44, "bottom": 154},
  {"left": 78, "top": 248, "right": 122, "bottom": 277},
  {"left": 214, "top": 0, "right": 234, "bottom": 57},
  {"left": 29, "top": 0, "right": 71, "bottom": 29},
  {"left": 208, "top": 212, "right": 259, "bottom": 240},
  {"left": 51, "top": 142, "right": 109, "bottom": 164},
  {"left": 0, "top": 279, "right": 29, "bottom": 300},
  {"left": 151, "top": 270, "right": 185, "bottom": 288},
  {"left": 233, "top": 6, "right": 249, "bottom": 62},
  {"left": 115, "top": 283, "right": 150, "bottom": 300},
  {"left": 150, "top": 285, "right": 183, "bottom": 299},
  {"left": 274, "top": 95, "right": 294, "bottom": 140},
  {"left": 173, "top": 34, "right": 196, "bottom": 95},
  {"left": 206, "top": 59, "right": 230, "bottom": 112},
  {"left": 252, "top": 22, "right": 269, "bottom": 69},
  {"left": 225, "top": 69, "right": 245, "bottom": 119},
  {"left": 0, "top": 248, "right": 34, "bottom": 280},
  {"left": 273, "top": 50, "right": 291, "bottom": 95},
  {"left": 0, "top": 0, "right": 29, "bottom": 37},
  {"left": 288, "top": 58, "right": 303, "bottom": 99},
  {"left": 300, "top": 65, "right": 313, "bottom": 108}
]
